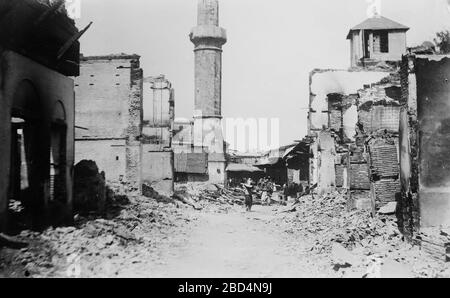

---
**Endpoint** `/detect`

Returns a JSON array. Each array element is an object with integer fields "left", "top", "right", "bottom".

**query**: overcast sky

[{"left": 76, "top": 0, "right": 450, "bottom": 151}]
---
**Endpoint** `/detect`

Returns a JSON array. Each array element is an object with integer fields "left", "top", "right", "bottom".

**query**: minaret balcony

[{"left": 190, "top": 26, "right": 227, "bottom": 50}]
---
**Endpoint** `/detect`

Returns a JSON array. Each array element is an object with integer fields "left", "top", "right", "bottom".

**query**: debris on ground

[
  {"left": 73, "top": 160, "right": 107, "bottom": 215},
  {"left": 173, "top": 183, "right": 249, "bottom": 213},
  {"left": 0, "top": 190, "right": 196, "bottom": 278},
  {"left": 273, "top": 189, "right": 450, "bottom": 278},
  {"left": 2, "top": 182, "right": 449, "bottom": 278}
]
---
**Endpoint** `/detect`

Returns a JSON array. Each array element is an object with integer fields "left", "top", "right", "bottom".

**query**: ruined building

[
  {"left": 0, "top": 0, "right": 80, "bottom": 231},
  {"left": 308, "top": 16, "right": 406, "bottom": 211},
  {"left": 347, "top": 15, "right": 409, "bottom": 68},
  {"left": 185, "top": 0, "right": 228, "bottom": 184},
  {"left": 142, "top": 75, "right": 175, "bottom": 196},
  {"left": 74, "top": 55, "right": 143, "bottom": 191},
  {"left": 307, "top": 14, "right": 450, "bottom": 253}
]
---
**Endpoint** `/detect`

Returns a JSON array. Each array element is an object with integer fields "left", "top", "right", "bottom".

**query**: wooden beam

[{"left": 57, "top": 21, "right": 93, "bottom": 60}]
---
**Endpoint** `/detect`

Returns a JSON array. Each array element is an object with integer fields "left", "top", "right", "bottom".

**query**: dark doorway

[
  {"left": 364, "top": 30, "right": 371, "bottom": 59},
  {"left": 7, "top": 81, "right": 48, "bottom": 234}
]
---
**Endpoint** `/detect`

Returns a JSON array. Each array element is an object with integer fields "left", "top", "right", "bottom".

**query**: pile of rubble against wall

[
  {"left": 277, "top": 191, "right": 450, "bottom": 278},
  {"left": 73, "top": 160, "right": 107, "bottom": 215},
  {"left": 0, "top": 193, "right": 194, "bottom": 278}
]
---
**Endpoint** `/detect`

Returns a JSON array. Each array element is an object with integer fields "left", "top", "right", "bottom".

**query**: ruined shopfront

[{"left": 0, "top": 0, "right": 80, "bottom": 231}]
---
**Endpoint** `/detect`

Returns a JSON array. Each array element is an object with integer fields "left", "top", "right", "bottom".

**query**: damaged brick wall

[
  {"left": 308, "top": 70, "right": 391, "bottom": 135},
  {"left": 126, "top": 58, "right": 143, "bottom": 191},
  {"left": 350, "top": 162, "right": 371, "bottom": 190},
  {"left": 353, "top": 71, "right": 403, "bottom": 210},
  {"left": 75, "top": 55, "right": 143, "bottom": 189},
  {"left": 368, "top": 136, "right": 401, "bottom": 208}
]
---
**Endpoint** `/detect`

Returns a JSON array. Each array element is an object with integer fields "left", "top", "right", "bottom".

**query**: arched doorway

[{"left": 8, "top": 80, "right": 48, "bottom": 232}]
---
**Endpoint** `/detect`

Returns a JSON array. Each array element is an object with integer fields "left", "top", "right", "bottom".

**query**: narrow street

[
  {"left": 146, "top": 206, "right": 325, "bottom": 278},
  {"left": 0, "top": 194, "right": 331, "bottom": 278},
  {"left": 1, "top": 187, "right": 449, "bottom": 278}
]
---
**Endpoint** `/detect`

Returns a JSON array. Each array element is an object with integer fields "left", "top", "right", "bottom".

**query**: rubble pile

[
  {"left": 277, "top": 190, "right": 450, "bottom": 277},
  {"left": 73, "top": 160, "right": 107, "bottom": 215},
  {"left": 287, "top": 190, "right": 401, "bottom": 253},
  {"left": 174, "top": 183, "right": 252, "bottom": 212},
  {"left": 0, "top": 193, "right": 195, "bottom": 278}
]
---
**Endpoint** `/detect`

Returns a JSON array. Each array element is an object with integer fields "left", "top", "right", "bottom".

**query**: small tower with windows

[{"left": 347, "top": 15, "right": 409, "bottom": 67}]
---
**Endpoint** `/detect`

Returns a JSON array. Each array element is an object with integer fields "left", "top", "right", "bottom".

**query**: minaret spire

[{"left": 190, "top": 0, "right": 227, "bottom": 184}]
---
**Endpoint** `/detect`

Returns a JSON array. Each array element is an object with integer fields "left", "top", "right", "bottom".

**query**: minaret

[{"left": 190, "top": 0, "right": 227, "bottom": 184}]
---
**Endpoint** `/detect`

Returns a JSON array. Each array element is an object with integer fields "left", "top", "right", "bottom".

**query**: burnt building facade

[
  {"left": 74, "top": 54, "right": 143, "bottom": 191},
  {"left": 399, "top": 54, "right": 450, "bottom": 238},
  {"left": 0, "top": 0, "right": 80, "bottom": 231}
]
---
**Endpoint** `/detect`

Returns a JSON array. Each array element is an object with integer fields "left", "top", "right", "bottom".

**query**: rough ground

[{"left": 0, "top": 186, "right": 449, "bottom": 278}]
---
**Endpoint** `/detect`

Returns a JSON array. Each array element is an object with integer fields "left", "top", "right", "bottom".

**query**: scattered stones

[
  {"left": 273, "top": 190, "right": 447, "bottom": 278},
  {"left": 0, "top": 193, "right": 194, "bottom": 278}
]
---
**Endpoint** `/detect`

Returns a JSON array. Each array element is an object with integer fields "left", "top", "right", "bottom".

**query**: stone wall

[
  {"left": 74, "top": 55, "right": 143, "bottom": 189},
  {"left": 141, "top": 76, "right": 175, "bottom": 195},
  {"left": 400, "top": 54, "right": 450, "bottom": 234},
  {"left": 75, "top": 139, "right": 127, "bottom": 182}
]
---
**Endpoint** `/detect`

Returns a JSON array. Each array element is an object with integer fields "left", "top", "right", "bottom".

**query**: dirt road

[
  {"left": 3, "top": 191, "right": 445, "bottom": 278},
  {"left": 144, "top": 205, "right": 327, "bottom": 278}
]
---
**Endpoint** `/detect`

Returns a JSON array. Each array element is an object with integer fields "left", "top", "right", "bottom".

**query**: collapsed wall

[{"left": 308, "top": 69, "right": 401, "bottom": 204}]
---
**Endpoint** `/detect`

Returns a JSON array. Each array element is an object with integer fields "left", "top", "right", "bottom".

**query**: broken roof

[
  {"left": 80, "top": 54, "right": 141, "bottom": 61},
  {"left": 347, "top": 16, "right": 409, "bottom": 39},
  {"left": 0, "top": 0, "right": 80, "bottom": 76},
  {"left": 254, "top": 157, "right": 282, "bottom": 167},
  {"left": 226, "top": 164, "right": 264, "bottom": 173}
]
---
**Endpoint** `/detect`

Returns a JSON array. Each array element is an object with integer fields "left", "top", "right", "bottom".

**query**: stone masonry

[{"left": 74, "top": 54, "right": 143, "bottom": 191}]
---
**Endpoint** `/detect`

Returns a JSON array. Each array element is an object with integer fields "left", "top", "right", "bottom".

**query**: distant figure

[
  {"left": 266, "top": 179, "right": 274, "bottom": 206},
  {"left": 242, "top": 182, "right": 254, "bottom": 212},
  {"left": 282, "top": 183, "right": 289, "bottom": 205}
]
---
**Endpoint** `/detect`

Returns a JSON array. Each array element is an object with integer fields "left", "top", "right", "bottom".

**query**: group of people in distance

[{"left": 240, "top": 177, "right": 306, "bottom": 212}]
